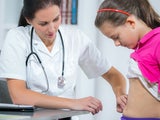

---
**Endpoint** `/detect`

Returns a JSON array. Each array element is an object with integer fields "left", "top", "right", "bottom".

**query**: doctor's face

[{"left": 27, "top": 5, "right": 61, "bottom": 42}]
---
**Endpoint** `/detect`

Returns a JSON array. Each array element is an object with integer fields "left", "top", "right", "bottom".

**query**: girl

[{"left": 95, "top": 0, "right": 160, "bottom": 119}]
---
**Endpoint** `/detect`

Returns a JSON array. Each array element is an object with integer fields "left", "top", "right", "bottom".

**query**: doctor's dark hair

[
  {"left": 95, "top": 0, "right": 160, "bottom": 29},
  {"left": 18, "top": 0, "right": 61, "bottom": 27}
]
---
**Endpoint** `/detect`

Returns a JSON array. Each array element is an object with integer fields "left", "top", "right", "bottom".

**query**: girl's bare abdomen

[{"left": 123, "top": 78, "right": 160, "bottom": 118}]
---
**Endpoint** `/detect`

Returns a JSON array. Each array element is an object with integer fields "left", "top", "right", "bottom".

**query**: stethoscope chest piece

[{"left": 58, "top": 76, "right": 66, "bottom": 88}]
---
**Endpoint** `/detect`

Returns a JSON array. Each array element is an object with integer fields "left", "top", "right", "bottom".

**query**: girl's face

[
  {"left": 99, "top": 18, "right": 140, "bottom": 49},
  {"left": 27, "top": 5, "right": 61, "bottom": 43}
]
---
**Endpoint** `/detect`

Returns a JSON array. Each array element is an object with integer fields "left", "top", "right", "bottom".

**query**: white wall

[
  {"left": 0, "top": 1, "right": 5, "bottom": 49},
  {"left": 76, "top": 0, "right": 130, "bottom": 119},
  {"left": 95, "top": 34, "right": 131, "bottom": 120},
  {"left": 75, "top": 0, "right": 99, "bottom": 120},
  {"left": 76, "top": 0, "right": 131, "bottom": 119},
  {"left": 0, "top": 0, "right": 22, "bottom": 49}
]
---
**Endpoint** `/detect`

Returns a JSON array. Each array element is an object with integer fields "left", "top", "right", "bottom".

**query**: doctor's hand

[
  {"left": 116, "top": 94, "right": 128, "bottom": 113},
  {"left": 71, "top": 96, "right": 103, "bottom": 115}
]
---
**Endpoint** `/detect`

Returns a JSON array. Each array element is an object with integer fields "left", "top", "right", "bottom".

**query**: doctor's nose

[{"left": 48, "top": 23, "right": 56, "bottom": 32}]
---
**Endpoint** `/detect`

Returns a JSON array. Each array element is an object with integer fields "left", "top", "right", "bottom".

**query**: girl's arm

[{"left": 102, "top": 66, "right": 128, "bottom": 112}]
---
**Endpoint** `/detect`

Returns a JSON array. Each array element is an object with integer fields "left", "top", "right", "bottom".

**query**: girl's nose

[{"left": 114, "top": 41, "right": 121, "bottom": 46}]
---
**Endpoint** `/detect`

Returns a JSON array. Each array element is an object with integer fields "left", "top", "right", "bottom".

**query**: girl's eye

[
  {"left": 110, "top": 33, "right": 119, "bottom": 40},
  {"left": 111, "top": 35, "right": 119, "bottom": 41},
  {"left": 114, "top": 35, "right": 119, "bottom": 40}
]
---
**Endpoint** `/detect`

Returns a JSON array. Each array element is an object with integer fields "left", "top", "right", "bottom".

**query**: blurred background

[{"left": 0, "top": 0, "right": 160, "bottom": 120}]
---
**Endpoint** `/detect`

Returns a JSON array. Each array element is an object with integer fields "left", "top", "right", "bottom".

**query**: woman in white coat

[{"left": 0, "top": 0, "right": 127, "bottom": 119}]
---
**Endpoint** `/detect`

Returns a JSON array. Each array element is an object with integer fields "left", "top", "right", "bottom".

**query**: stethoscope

[{"left": 26, "top": 27, "right": 65, "bottom": 93}]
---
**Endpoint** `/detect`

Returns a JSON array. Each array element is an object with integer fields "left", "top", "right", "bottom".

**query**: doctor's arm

[
  {"left": 7, "top": 78, "right": 102, "bottom": 114},
  {"left": 102, "top": 66, "right": 128, "bottom": 113}
]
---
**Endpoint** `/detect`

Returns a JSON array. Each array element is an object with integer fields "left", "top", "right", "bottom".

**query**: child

[{"left": 95, "top": 0, "right": 160, "bottom": 120}]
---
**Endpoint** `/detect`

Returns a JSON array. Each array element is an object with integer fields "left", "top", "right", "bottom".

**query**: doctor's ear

[{"left": 25, "top": 18, "right": 32, "bottom": 25}]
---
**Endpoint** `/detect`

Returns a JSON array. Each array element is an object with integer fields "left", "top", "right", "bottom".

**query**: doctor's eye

[
  {"left": 38, "top": 22, "right": 48, "bottom": 26},
  {"left": 53, "top": 15, "right": 60, "bottom": 22}
]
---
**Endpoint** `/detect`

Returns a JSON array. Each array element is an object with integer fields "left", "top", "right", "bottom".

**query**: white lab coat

[{"left": 0, "top": 25, "right": 111, "bottom": 98}]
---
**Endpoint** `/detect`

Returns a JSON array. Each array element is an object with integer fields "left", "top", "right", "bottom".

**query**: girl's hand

[{"left": 116, "top": 94, "right": 128, "bottom": 113}]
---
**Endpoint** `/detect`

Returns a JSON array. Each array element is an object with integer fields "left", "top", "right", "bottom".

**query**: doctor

[{"left": 0, "top": 0, "right": 127, "bottom": 118}]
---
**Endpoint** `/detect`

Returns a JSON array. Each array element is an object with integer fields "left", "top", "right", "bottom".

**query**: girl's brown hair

[{"left": 95, "top": 0, "right": 160, "bottom": 29}]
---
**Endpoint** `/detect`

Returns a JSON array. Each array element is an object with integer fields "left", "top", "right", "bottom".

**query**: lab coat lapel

[{"left": 32, "top": 31, "right": 60, "bottom": 58}]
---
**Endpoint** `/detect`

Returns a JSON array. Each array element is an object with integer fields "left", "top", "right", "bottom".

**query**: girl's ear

[{"left": 125, "top": 15, "right": 136, "bottom": 29}]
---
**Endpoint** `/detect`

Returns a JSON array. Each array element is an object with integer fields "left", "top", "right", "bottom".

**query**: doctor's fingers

[
  {"left": 83, "top": 96, "right": 103, "bottom": 114},
  {"left": 87, "top": 101, "right": 103, "bottom": 115}
]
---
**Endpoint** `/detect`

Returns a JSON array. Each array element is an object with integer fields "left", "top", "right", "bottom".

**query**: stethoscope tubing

[
  {"left": 58, "top": 29, "right": 65, "bottom": 76},
  {"left": 26, "top": 27, "right": 65, "bottom": 93}
]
